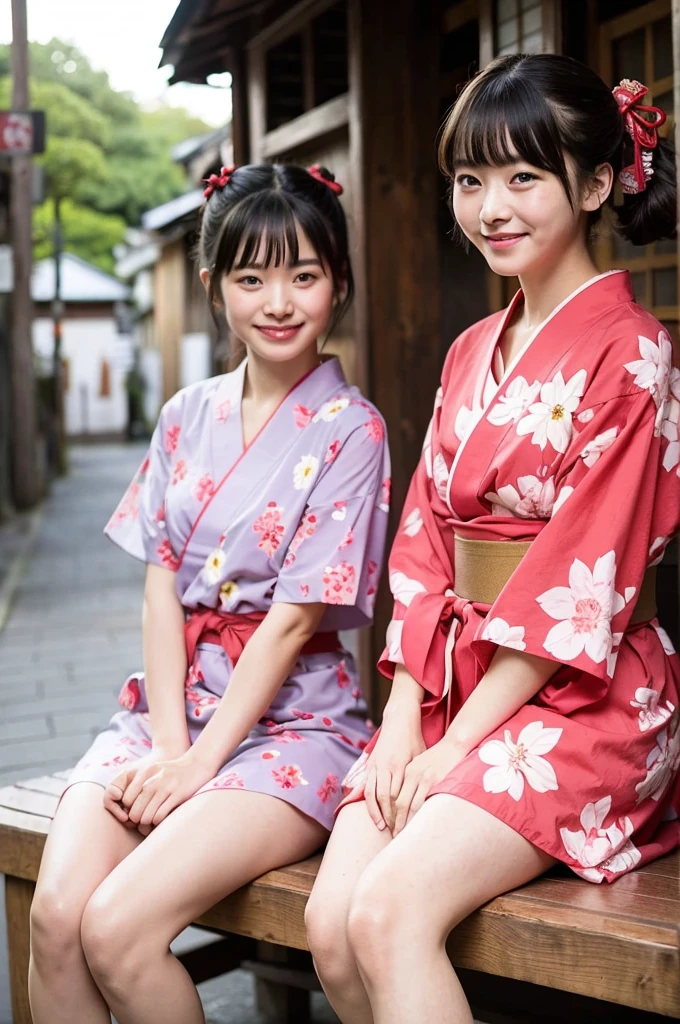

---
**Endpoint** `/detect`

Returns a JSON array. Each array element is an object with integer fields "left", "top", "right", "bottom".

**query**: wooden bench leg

[
  {"left": 253, "top": 942, "right": 312, "bottom": 1024},
  {"left": 5, "top": 875, "right": 35, "bottom": 1024}
]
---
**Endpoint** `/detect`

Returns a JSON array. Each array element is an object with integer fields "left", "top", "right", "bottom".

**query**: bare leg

[
  {"left": 79, "top": 790, "right": 327, "bottom": 1024},
  {"left": 306, "top": 801, "right": 391, "bottom": 1024},
  {"left": 29, "top": 783, "right": 142, "bottom": 1024},
  {"left": 347, "top": 795, "right": 555, "bottom": 1024}
]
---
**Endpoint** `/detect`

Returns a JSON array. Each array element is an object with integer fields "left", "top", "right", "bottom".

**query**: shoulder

[
  {"left": 583, "top": 302, "right": 677, "bottom": 402},
  {"left": 314, "top": 385, "right": 387, "bottom": 443},
  {"left": 158, "top": 373, "right": 228, "bottom": 425}
]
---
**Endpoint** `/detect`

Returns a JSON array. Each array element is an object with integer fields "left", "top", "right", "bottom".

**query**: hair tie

[
  {"left": 307, "top": 164, "right": 344, "bottom": 195},
  {"left": 203, "top": 166, "right": 236, "bottom": 200},
  {"left": 612, "top": 80, "right": 666, "bottom": 195}
]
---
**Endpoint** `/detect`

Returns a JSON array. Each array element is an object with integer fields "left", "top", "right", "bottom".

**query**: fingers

[
  {"left": 363, "top": 765, "right": 386, "bottom": 831},
  {"left": 375, "top": 769, "right": 394, "bottom": 831},
  {"left": 387, "top": 764, "right": 406, "bottom": 831},
  {"left": 103, "top": 784, "right": 129, "bottom": 823},
  {"left": 131, "top": 782, "right": 167, "bottom": 827},
  {"left": 120, "top": 765, "right": 156, "bottom": 810},
  {"left": 392, "top": 772, "right": 418, "bottom": 836}
]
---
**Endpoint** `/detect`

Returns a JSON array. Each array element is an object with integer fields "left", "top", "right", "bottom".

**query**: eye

[
  {"left": 512, "top": 171, "right": 538, "bottom": 184},
  {"left": 237, "top": 275, "right": 261, "bottom": 286},
  {"left": 455, "top": 173, "right": 481, "bottom": 188},
  {"left": 295, "top": 272, "right": 317, "bottom": 284}
]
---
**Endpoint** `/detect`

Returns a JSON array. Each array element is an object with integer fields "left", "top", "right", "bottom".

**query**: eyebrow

[{"left": 239, "top": 258, "right": 323, "bottom": 270}]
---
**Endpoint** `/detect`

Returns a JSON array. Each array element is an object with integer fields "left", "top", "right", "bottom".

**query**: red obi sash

[{"left": 184, "top": 607, "right": 341, "bottom": 667}]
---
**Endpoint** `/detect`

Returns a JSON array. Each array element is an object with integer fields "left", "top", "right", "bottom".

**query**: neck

[
  {"left": 517, "top": 244, "right": 601, "bottom": 328},
  {"left": 243, "top": 344, "right": 321, "bottom": 405}
]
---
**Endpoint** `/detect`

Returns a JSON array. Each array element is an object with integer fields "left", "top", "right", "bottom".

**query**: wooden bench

[{"left": 1, "top": 772, "right": 679, "bottom": 1023}]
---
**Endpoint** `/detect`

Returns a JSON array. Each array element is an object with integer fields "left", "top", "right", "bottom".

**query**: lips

[
  {"left": 256, "top": 324, "right": 304, "bottom": 341},
  {"left": 483, "top": 234, "right": 527, "bottom": 249}
]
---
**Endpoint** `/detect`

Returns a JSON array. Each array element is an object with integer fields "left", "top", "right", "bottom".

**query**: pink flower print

[
  {"left": 272, "top": 764, "right": 309, "bottom": 789},
  {"left": 138, "top": 456, "right": 150, "bottom": 479},
  {"left": 339, "top": 529, "right": 354, "bottom": 549},
  {"left": 194, "top": 473, "right": 214, "bottom": 502},
  {"left": 154, "top": 504, "right": 166, "bottom": 528},
  {"left": 164, "top": 425, "right": 180, "bottom": 454},
  {"left": 339, "top": 734, "right": 357, "bottom": 747},
  {"left": 300, "top": 584, "right": 310, "bottom": 598},
  {"left": 323, "top": 561, "right": 357, "bottom": 604},
  {"left": 261, "top": 750, "right": 281, "bottom": 760},
  {"left": 118, "top": 678, "right": 140, "bottom": 711},
  {"left": 192, "top": 695, "right": 219, "bottom": 717},
  {"left": 157, "top": 539, "right": 180, "bottom": 570},
  {"left": 365, "top": 414, "right": 385, "bottom": 443},
  {"left": 352, "top": 687, "right": 361, "bottom": 701},
  {"left": 317, "top": 774, "right": 339, "bottom": 803},
  {"left": 322, "top": 716, "right": 333, "bottom": 726},
  {"left": 332, "top": 501, "right": 347, "bottom": 522},
  {"left": 285, "top": 511, "right": 318, "bottom": 566},
  {"left": 211, "top": 771, "right": 245, "bottom": 789},
  {"left": 293, "top": 403, "right": 315, "bottom": 428},
  {"left": 186, "top": 658, "right": 204, "bottom": 691},
  {"left": 274, "top": 730, "right": 305, "bottom": 743},
  {"left": 171, "top": 459, "right": 187, "bottom": 485},
  {"left": 336, "top": 660, "right": 351, "bottom": 688},
  {"left": 102, "top": 754, "right": 132, "bottom": 768},
  {"left": 141, "top": 738, "right": 152, "bottom": 748},
  {"left": 253, "top": 501, "right": 285, "bottom": 556},
  {"left": 325, "top": 440, "right": 340, "bottom": 463},
  {"left": 379, "top": 477, "right": 391, "bottom": 512},
  {"left": 216, "top": 399, "right": 231, "bottom": 423},
  {"left": 292, "top": 708, "right": 315, "bottom": 720},
  {"left": 367, "top": 559, "right": 379, "bottom": 597},
  {"left": 110, "top": 482, "right": 141, "bottom": 526}
]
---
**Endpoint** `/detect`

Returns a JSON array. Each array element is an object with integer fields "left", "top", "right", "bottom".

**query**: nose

[
  {"left": 479, "top": 181, "right": 512, "bottom": 228},
  {"left": 263, "top": 282, "right": 294, "bottom": 320}
]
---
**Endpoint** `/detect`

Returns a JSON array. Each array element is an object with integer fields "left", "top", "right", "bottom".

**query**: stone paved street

[{"left": 0, "top": 444, "right": 336, "bottom": 1024}]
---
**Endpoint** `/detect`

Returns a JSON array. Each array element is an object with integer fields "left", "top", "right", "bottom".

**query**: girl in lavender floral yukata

[
  {"left": 29, "top": 163, "right": 389, "bottom": 1024},
  {"left": 307, "top": 56, "right": 680, "bottom": 1024}
]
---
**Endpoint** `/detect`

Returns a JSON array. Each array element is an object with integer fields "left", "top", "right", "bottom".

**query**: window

[{"left": 495, "top": 0, "right": 544, "bottom": 55}]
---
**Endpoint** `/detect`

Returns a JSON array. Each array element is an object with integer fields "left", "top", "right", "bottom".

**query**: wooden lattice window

[
  {"left": 599, "top": 0, "right": 677, "bottom": 341},
  {"left": 495, "top": 0, "right": 544, "bottom": 55}
]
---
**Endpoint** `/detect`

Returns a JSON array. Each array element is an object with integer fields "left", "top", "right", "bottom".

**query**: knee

[
  {"left": 80, "top": 887, "right": 141, "bottom": 996},
  {"left": 30, "top": 885, "right": 85, "bottom": 973},
  {"left": 346, "top": 870, "right": 424, "bottom": 979},
  {"left": 305, "top": 890, "right": 354, "bottom": 989}
]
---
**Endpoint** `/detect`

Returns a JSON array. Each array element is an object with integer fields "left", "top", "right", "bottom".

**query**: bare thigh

[
  {"left": 84, "top": 789, "right": 328, "bottom": 945},
  {"left": 308, "top": 801, "right": 391, "bottom": 919},
  {"left": 32, "top": 782, "right": 141, "bottom": 930}
]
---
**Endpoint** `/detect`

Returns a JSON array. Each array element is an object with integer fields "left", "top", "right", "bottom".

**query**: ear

[
  {"left": 582, "top": 162, "right": 614, "bottom": 213},
  {"left": 335, "top": 263, "right": 349, "bottom": 305},
  {"left": 199, "top": 267, "right": 211, "bottom": 293}
]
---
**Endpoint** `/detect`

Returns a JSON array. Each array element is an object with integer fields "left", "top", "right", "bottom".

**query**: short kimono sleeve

[
  {"left": 476, "top": 387, "right": 680, "bottom": 684},
  {"left": 272, "top": 421, "right": 390, "bottom": 626},
  {"left": 103, "top": 399, "right": 182, "bottom": 570}
]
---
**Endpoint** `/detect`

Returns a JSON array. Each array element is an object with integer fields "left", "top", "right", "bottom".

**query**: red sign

[{"left": 0, "top": 111, "right": 45, "bottom": 155}]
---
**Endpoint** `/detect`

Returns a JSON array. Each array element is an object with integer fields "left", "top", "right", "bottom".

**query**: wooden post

[
  {"left": 348, "top": 0, "right": 443, "bottom": 710},
  {"left": 5, "top": 875, "right": 35, "bottom": 1024},
  {"left": 9, "top": 0, "right": 40, "bottom": 508}
]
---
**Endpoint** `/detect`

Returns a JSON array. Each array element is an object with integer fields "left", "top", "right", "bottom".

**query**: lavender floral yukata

[{"left": 67, "top": 357, "right": 390, "bottom": 828}]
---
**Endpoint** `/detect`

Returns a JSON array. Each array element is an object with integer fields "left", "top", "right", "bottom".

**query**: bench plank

[{"left": 0, "top": 773, "right": 678, "bottom": 1018}]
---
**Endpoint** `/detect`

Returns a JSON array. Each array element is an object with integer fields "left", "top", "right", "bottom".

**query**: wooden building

[{"left": 161, "top": 0, "right": 680, "bottom": 705}]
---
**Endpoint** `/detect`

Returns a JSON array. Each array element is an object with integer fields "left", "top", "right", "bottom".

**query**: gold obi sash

[{"left": 453, "top": 535, "right": 657, "bottom": 625}]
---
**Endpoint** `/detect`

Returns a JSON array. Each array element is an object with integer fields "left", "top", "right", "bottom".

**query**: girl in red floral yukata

[
  {"left": 29, "top": 164, "right": 389, "bottom": 1024},
  {"left": 307, "top": 54, "right": 680, "bottom": 1024}
]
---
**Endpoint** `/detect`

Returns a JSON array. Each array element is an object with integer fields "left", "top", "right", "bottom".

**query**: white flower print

[
  {"left": 293, "top": 454, "right": 319, "bottom": 490},
  {"left": 433, "top": 452, "right": 450, "bottom": 502},
  {"left": 390, "top": 570, "right": 426, "bottom": 608},
  {"left": 661, "top": 367, "right": 680, "bottom": 471},
  {"left": 488, "top": 376, "right": 541, "bottom": 426},
  {"left": 580, "top": 427, "right": 618, "bottom": 467},
  {"left": 479, "top": 720, "right": 562, "bottom": 801},
  {"left": 454, "top": 405, "right": 474, "bottom": 442},
  {"left": 630, "top": 687, "right": 674, "bottom": 732},
  {"left": 434, "top": 386, "right": 444, "bottom": 411},
  {"left": 560, "top": 796, "right": 641, "bottom": 882},
  {"left": 516, "top": 369, "right": 587, "bottom": 452},
  {"left": 481, "top": 618, "right": 526, "bottom": 651},
  {"left": 624, "top": 331, "right": 673, "bottom": 432},
  {"left": 219, "top": 580, "right": 240, "bottom": 611},
  {"left": 385, "top": 619, "right": 404, "bottom": 663},
  {"left": 537, "top": 551, "right": 631, "bottom": 665},
  {"left": 577, "top": 408, "right": 594, "bottom": 424},
  {"left": 422, "top": 417, "right": 434, "bottom": 478},
  {"left": 649, "top": 536, "right": 668, "bottom": 566},
  {"left": 606, "top": 631, "right": 623, "bottom": 679},
  {"left": 635, "top": 723, "right": 680, "bottom": 803},
  {"left": 204, "top": 547, "right": 226, "bottom": 584},
  {"left": 313, "top": 397, "right": 349, "bottom": 422},
  {"left": 485, "top": 475, "right": 556, "bottom": 518},
  {"left": 654, "top": 623, "right": 676, "bottom": 655},
  {"left": 551, "top": 485, "right": 574, "bottom": 517},
  {"left": 403, "top": 507, "right": 423, "bottom": 537}
]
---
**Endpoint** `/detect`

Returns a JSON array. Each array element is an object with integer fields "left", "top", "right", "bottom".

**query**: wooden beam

[
  {"left": 479, "top": 0, "right": 494, "bottom": 65},
  {"left": 259, "top": 92, "right": 349, "bottom": 158},
  {"left": 542, "top": 0, "right": 562, "bottom": 53},
  {"left": 247, "top": 0, "right": 340, "bottom": 52},
  {"left": 443, "top": 0, "right": 478, "bottom": 35},
  {"left": 248, "top": 43, "right": 267, "bottom": 161}
]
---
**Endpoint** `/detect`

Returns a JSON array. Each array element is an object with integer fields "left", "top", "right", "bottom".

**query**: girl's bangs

[
  {"left": 445, "top": 76, "right": 569, "bottom": 184},
  {"left": 221, "top": 196, "right": 301, "bottom": 272}
]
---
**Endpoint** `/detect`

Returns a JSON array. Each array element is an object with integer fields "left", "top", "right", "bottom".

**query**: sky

[{"left": 0, "top": 0, "right": 232, "bottom": 127}]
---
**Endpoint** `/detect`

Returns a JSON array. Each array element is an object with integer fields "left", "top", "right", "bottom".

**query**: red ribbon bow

[
  {"left": 612, "top": 80, "right": 666, "bottom": 195},
  {"left": 203, "top": 165, "right": 236, "bottom": 200},
  {"left": 307, "top": 164, "right": 344, "bottom": 195}
]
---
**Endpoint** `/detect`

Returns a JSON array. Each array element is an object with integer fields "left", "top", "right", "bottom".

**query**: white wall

[{"left": 33, "top": 316, "right": 129, "bottom": 437}]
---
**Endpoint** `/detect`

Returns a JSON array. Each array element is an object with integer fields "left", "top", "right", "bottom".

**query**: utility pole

[{"left": 9, "top": 0, "right": 40, "bottom": 507}]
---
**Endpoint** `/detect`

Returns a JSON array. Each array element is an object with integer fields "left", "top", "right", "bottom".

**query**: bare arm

[{"left": 142, "top": 563, "right": 191, "bottom": 756}]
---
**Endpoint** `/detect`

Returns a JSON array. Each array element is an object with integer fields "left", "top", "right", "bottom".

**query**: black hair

[
  {"left": 198, "top": 163, "right": 353, "bottom": 353},
  {"left": 438, "top": 53, "right": 677, "bottom": 246}
]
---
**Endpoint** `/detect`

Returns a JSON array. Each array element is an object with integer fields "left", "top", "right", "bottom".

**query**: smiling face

[
  {"left": 202, "top": 222, "right": 339, "bottom": 365},
  {"left": 452, "top": 156, "right": 591, "bottom": 279}
]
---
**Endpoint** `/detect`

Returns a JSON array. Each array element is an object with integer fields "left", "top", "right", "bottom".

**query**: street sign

[{"left": 0, "top": 111, "right": 46, "bottom": 155}]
